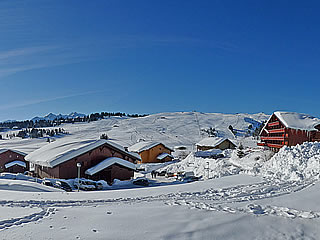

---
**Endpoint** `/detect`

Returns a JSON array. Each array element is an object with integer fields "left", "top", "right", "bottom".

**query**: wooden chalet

[
  {"left": 196, "top": 137, "right": 236, "bottom": 151},
  {"left": 128, "top": 141, "right": 174, "bottom": 163},
  {"left": 0, "top": 149, "right": 28, "bottom": 174},
  {"left": 258, "top": 111, "right": 320, "bottom": 151},
  {"left": 25, "top": 139, "right": 141, "bottom": 184}
]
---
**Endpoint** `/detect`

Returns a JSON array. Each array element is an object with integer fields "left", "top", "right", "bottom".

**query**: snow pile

[
  {"left": 162, "top": 151, "right": 240, "bottom": 179},
  {"left": 261, "top": 142, "right": 320, "bottom": 181},
  {"left": 0, "top": 173, "right": 34, "bottom": 181},
  {"left": 229, "top": 149, "right": 274, "bottom": 175},
  {"left": 0, "top": 179, "right": 63, "bottom": 192}
]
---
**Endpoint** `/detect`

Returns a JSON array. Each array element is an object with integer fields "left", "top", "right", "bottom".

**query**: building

[
  {"left": 196, "top": 137, "right": 236, "bottom": 151},
  {"left": 258, "top": 111, "right": 320, "bottom": 151},
  {"left": 128, "top": 141, "right": 174, "bottom": 163},
  {"left": 0, "top": 149, "right": 28, "bottom": 173},
  {"left": 25, "top": 139, "right": 141, "bottom": 183}
]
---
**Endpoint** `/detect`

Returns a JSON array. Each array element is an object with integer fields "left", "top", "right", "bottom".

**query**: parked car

[
  {"left": 181, "top": 176, "right": 201, "bottom": 183},
  {"left": 42, "top": 179, "right": 54, "bottom": 187},
  {"left": 132, "top": 178, "right": 149, "bottom": 187},
  {"left": 55, "top": 180, "right": 73, "bottom": 192},
  {"left": 74, "top": 178, "right": 96, "bottom": 191},
  {"left": 176, "top": 171, "right": 195, "bottom": 181},
  {"left": 94, "top": 182, "right": 103, "bottom": 190}
]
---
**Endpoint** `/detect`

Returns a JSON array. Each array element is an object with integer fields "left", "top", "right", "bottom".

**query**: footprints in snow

[
  {"left": 0, "top": 207, "right": 56, "bottom": 231},
  {"left": 167, "top": 200, "right": 320, "bottom": 219}
]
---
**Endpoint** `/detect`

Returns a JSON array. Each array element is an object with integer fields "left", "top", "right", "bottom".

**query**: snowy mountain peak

[{"left": 31, "top": 112, "right": 86, "bottom": 122}]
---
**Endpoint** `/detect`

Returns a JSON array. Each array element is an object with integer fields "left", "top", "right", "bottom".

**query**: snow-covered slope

[
  {"left": 0, "top": 112, "right": 267, "bottom": 155},
  {"left": 61, "top": 112, "right": 268, "bottom": 149}
]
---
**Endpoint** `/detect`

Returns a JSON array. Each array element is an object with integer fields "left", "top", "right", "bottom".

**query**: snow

[
  {"left": 128, "top": 141, "right": 173, "bottom": 153},
  {"left": 194, "top": 149, "right": 223, "bottom": 158},
  {"left": 1, "top": 174, "right": 320, "bottom": 239},
  {"left": 26, "top": 138, "right": 140, "bottom": 168},
  {"left": 274, "top": 111, "right": 320, "bottom": 131},
  {"left": 85, "top": 157, "right": 136, "bottom": 176},
  {"left": 32, "top": 112, "right": 86, "bottom": 122},
  {"left": 156, "top": 152, "right": 173, "bottom": 160},
  {"left": 0, "top": 179, "right": 62, "bottom": 192},
  {"left": 2, "top": 111, "right": 320, "bottom": 239},
  {"left": 261, "top": 142, "right": 320, "bottom": 181},
  {"left": 162, "top": 151, "right": 240, "bottom": 179},
  {"left": 58, "top": 112, "right": 267, "bottom": 152},
  {"left": 0, "top": 148, "right": 27, "bottom": 156},
  {"left": 196, "top": 137, "right": 231, "bottom": 147},
  {"left": 4, "top": 160, "right": 26, "bottom": 169}
]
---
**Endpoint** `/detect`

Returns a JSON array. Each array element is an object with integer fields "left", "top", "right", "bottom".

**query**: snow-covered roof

[
  {"left": 0, "top": 149, "right": 27, "bottom": 156},
  {"left": 156, "top": 153, "right": 173, "bottom": 160},
  {"left": 26, "top": 138, "right": 140, "bottom": 168},
  {"left": 273, "top": 112, "right": 320, "bottom": 131},
  {"left": 128, "top": 141, "right": 173, "bottom": 153},
  {"left": 85, "top": 157, "right": 136, "bottom": 176},
  {"left": 4, "top": 160, "right": 27, "bottom": 169},
  {"left": 196, "top": 137, "right": 233, "bottom": 147}
]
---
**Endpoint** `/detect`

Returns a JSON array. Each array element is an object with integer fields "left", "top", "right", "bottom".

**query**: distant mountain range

[{"left": 31, "top": 112, "right": 87, "bottom": 122}]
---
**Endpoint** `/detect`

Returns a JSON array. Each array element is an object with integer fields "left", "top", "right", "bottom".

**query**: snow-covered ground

[
  {"left": 1, "top": 174, "right": 320, "bottom": 239},
  {"left": 1, "top": 111, "right": 320, "bottom": 239}
]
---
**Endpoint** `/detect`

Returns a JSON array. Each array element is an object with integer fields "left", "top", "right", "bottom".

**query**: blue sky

[{"left": 0, "top": 0, "right": 319, "bottom": 121}]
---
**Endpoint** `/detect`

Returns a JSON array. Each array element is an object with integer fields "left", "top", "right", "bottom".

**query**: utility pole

[{"left": 77, "top": 162, "right": 81, "bottom": 192}]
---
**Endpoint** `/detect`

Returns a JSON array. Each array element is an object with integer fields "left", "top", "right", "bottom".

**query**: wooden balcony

[
  {"left": 268, "top": 121, "right": 280, "bottom": 127},
  {"left": 260, "top": 136, "right": 285, "bottom": 141},
  {"left": 257, "top": 142, "right": 265, "bottom": 146},
  {"left": 266, "top": 143, "right": 284, "bottom": 148},
  {"left": 268, "top": 128, "right": 285, "bottom": 133}
]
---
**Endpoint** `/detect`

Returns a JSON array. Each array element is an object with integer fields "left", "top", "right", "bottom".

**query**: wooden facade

[
  {"left": 33, "top": 142, "right": 139, "bottom": 183},
  {"left": 196, "top": 139, "right": 236, "bottom": 151},
  {"left": 135, "top": 143, "right": 173, "bottom": 164},
  {"left": 258, "top": 113, "right": 320, "bottom": 151},
  {"left": 0, "top": 150, "right": 28, "bottom": 174}
]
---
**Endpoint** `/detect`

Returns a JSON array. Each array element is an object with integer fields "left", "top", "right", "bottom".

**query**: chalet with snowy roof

[
  {"left": 26, "top": 139, "right": 141, "bottom": 183},
  {"left": 128, "top": 141, "right": 174, "bottom": 163},
  {"left": 258, "top": 111, "right": 320, "bottom": 151},
  {"left": 196, "top": 137, "right": 236, "bottom": 151},
  {"left": 0, "top": 149, "right": 28, "bottom": 174}
]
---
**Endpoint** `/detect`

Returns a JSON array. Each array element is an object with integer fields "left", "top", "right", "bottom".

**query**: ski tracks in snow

[
  {"left": 0, "top": 178, "right": 318, "bottom": 231},
  {"left": 166, "top": 178, "right": 320, "bottom": 219}
]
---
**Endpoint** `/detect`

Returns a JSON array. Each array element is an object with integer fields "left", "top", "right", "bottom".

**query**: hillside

[
  {"left": 61, "top": 111, "right": 269, "bottom": 148},
  {"left": 0, "top": 111, "right": 268, "bottom": 154}
]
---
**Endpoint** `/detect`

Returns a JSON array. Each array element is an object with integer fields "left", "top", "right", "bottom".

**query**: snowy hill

[
  {"left": 61, "top": 111, "right": 268, "bottom": 149},
  {"left": 0, "top": 111, "right": 268, "bottom": 155}
]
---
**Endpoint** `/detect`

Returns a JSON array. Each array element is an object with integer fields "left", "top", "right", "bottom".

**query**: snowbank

[
  {"left": 261, "top": 142, "right": 320, "bottom": 181},
  {"left": 0, "top": 179, "right": 63, "bottom": 192},
  {"left": 162, "top": 151, "right": 240, "bottom": 179}
]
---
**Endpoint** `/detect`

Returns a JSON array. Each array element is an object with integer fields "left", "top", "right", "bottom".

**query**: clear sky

[{"left": 0, "top": 0, "right": 319, "bottom": 121}]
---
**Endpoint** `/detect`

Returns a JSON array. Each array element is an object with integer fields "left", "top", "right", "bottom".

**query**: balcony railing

[
  {"left": 268, "top": 128, "right": 285, "bottom": 133},
  {"left": 260, "top": 136, "right": 285, "bottom": 141},
  {"left": 266, "top": 143, "right": 284, "bottom": 148},
  {"left": 268, "top": 121, "right": 280, "bottom": 127}
]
